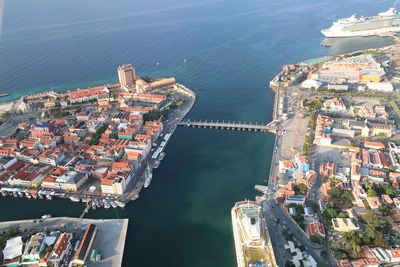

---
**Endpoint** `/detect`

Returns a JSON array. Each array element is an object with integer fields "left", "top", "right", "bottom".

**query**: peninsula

[{"left": 0, "top": 64, "right": 196, "bottom": 210}]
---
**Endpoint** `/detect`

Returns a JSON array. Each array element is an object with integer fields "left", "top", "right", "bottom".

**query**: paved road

[
  {"left": 263, "top": 88, "right": 329, "bottom": 265},
  {"left": 264, "top": 198, "right": 324, "bottom": 264}
]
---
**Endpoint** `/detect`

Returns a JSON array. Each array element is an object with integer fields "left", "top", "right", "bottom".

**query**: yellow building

[
  {"left": 361, "top": 74, "right": 382, "bottom": 83},
  {"left": 332, "top": 218, "right": 360, "bottom": 232}
]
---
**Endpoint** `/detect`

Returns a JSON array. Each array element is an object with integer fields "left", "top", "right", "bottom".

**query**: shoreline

[
  {"left": 0, "top": 80, "right": 197, "bottom": 212},
  {"left": 262, "top": 39, "right": 400, "bottom": 266}
]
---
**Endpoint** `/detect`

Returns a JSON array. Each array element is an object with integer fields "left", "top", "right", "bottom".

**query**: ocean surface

[{"left": 0, "top": 0, "right": 395, "bottom": 266}]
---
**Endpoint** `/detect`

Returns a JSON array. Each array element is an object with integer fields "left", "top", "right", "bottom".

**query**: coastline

[{"left": 0, "top": 80, "right": 197, "bottom": 211}]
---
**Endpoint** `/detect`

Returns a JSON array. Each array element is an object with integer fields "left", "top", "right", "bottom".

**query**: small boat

[
  {"left": 82, "top": 198, "right": 92, "bottom": 203},
  {"left": 104, "top": 201, "right": 111, "bottom": 209},
  {"left": 0, "top": 191, "right": 6, "bottom": 197},
  {"left": 110, "top": 201, "right": 118, "bottom": 208},
  {"left": 321, "top": 42, "right": 331, "bottom": 47},
  {"left": 25, "top": 192, "right": 31, "bottom": 199},
  {"left": 38, "top": 194, "right": 43, "bottom": 199},
  {"left": 184, "top": 59, "right": 187, "bottom": 63},
  {"left": 18, "top": 192, "right": 24, "bottom": 197},
  {"left": 46, "top": 194, "right": 52, "bottom": 200},
  {"left": 159, "top": 152, "right": 165, "bottom": 161},
  {"left": 0, "top": 92, "right": 10, "bottom": 97},
  {"left": 115, "top": 201, "right": 126, "bottom": 208},
  {"left": 12, "top": 191, "right": 18, "bottom": 197},
  {"left": 154, "top": 160, "right": 160, "bottom": 169},
  {"left": 41, "top": 214, "right": 52, "bottom": 219},
  {"left": 96, "top": 200, "right": 102, "bottom": 208},
  {"left": 144, "top": 165, "right": 153, "bottom": 188},
  {"left": 69, "top": 196, "right": 80, "bottom": 202},
  {"left": 32, "top": 193, "right": 38, "bottom": 199},
  {"left": 91, "top": 201, "right": 97, "bottom": 210},
  {"left": 131, "top": 195, "right": 139, "bottom": 201}
]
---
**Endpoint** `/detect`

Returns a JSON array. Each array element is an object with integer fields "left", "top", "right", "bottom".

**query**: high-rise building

[{"left": 117, "top": 64, "right": 136, "bottom": 90}]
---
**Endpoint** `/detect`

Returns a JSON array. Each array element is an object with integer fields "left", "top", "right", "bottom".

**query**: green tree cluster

[
  {"left": 88, "top": 124, "right": 108, "bottom": 145},
  {"left": 332, "top": 211, "right": 389, "bottom": 258},
  {"left": 294, "top": 184, "right": 308, "bottom": 195},
  {"left": 310, "top": 234, "right": 324, "bottom": 245},
  {"left": 143, "top": 108, "right": 170, "bottom": 122}
]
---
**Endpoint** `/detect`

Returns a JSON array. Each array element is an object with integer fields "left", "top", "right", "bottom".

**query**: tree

[
  {"left": 387, "top": 165, "right": 398, "bottom": 172},
  {"left": 378, "top": 204, "right": 392, "bottom": 216},
  {"left": 382, "top": 184, "right": 397, "bottom": 197},
  {"left": 143, "top": 109, "right": 162, "bottom": 122},
  {"left": 88, "top": 124, "right": 108, "bottom": 145},
  {"left": 342, "top": 191, "right": 355, "bottom": 202},
  {"left": 310, "top": 234, "right": 323, "bottom": 245},
  {"left": 285, "top": 261, "right": 296, "bottom": 267},
  {"left": 294, "top": 184, "right": 308, "bottom": 195},
  {"left": 312, "top": 203, "right": 319, "bottom": 212},
  {"left": 367, "top": 188, "right": 377, "bottom": 197},
  {"left": 329, "top": 187, "right": 342, "bottom": 198}
]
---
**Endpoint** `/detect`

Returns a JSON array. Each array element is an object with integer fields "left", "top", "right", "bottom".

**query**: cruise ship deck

[{"left": 231, "top": 201, "right": 277, "bottom": 267}]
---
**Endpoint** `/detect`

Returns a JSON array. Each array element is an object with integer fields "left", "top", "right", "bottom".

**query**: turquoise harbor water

[{"left": 0, "top": 0, "right": 396, "bottom": 266}]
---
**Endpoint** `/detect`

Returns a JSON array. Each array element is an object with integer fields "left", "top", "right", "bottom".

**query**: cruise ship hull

[{"left": 321, "top": 26, "right": 400, "bottom": 37}]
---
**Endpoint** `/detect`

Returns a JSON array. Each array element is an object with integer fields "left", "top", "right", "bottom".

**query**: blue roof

[{"left": 35, "top": 122, "right": 51, "bottom": 128}]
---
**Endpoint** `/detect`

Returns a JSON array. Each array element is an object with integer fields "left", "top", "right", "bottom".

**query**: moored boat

[
  {"left": 69, "top": 196, "right": 80, "bottom": 202},
  {"left": 110, "top": 201, "right": 118, "bottom": 208},
  {"left": 115, "top": 201, "right": 126, "bottom": 208},
  {"left": 144, "top": 165, "right": 153, "bottom": 188},
  {"left": 231, "top": 201, "right": 277, "bottom": 267}
]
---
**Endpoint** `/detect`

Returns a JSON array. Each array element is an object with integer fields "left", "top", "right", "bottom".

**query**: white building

[
  {"left": 367, "top": 82, "right": 393, "bottom": 92},
  {"left": 301, "top": 79, "right": 322, "bottom": 89}
]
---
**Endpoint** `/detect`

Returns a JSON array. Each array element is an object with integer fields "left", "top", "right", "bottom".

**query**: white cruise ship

[
  {"left": 231, "top": 201, "right": 277, "bottom": 267},
  {"left": 322, "top": 8, "right": 400, "bottom": 37}
]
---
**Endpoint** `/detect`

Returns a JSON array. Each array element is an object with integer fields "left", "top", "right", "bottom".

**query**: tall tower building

[{"left": 117, "top": 64, "right": 136, "bottom": 91}]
